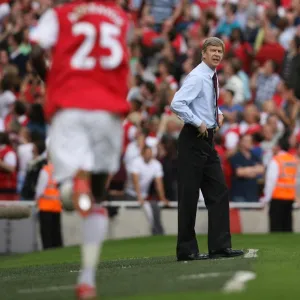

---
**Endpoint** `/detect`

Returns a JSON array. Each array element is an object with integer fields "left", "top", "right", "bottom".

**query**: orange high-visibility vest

[
  {"left": 272, "top": 152, "right": 298, "bottom": 200},
  {"left": 38, "top": 164, "right": 62, "bottom": 213}
]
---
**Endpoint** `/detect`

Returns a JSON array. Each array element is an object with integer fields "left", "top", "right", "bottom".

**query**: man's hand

[
  {"left": 161, "top": 198, "right": 171, "bottom": 207},
  {"left": 218, "top": 113, "right": 224, "bottom": 127},
  {"left": 197, "top": 122, "right": 208, "bottom": 138},
  {"left": 137, "top": 196, "right": 145, "bottom": 206}
]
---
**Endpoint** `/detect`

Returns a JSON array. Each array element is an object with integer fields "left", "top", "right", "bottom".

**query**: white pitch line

[
  {"left": 223, "top": 271, "right": 256, "bottom": 293},
  {"left": 70, "top": 270, "right": 81, "bottom": 273},
  {"left": 244, "top": 249, "right": 259, "bottom": 258},
  {"left": 179, "top": 272, "right": 229, "bottom": 281},
  {"left": 18, "top": 285, "right": 74, "bottom": 294}
]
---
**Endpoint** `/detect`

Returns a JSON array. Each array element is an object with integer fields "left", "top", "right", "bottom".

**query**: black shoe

[
  {"left": 209, "top": 248, "right": 244, "bottom": 259},
  {"left": 177, "top": 253, "right": 209, "bottom": 261}
]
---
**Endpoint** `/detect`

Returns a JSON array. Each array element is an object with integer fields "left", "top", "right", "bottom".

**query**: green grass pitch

[{"left": 1, "top": 234, "right": 300, "bottom": 299}]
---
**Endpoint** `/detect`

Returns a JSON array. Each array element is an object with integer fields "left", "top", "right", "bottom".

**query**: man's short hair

[
  {"left": 202, "top": 37, "right": 225, "bottom": 53},
  {"left": 277, "top": 136, "right": 290, "bottom": 152}
]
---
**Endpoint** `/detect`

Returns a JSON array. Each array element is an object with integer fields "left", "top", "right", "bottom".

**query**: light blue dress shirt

[{"left": 170, "top": 62, "right": 222, "bottom": 129}]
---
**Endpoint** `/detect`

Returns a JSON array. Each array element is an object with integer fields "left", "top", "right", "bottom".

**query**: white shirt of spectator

[
  {"left": 225, "top": 75, "right": 244, "bottom": 105},
  {"left": 124, "top": 141, "right": 141, "bottom": 172},
  {"left": 35, "top": 169, "right": 49, "bottom": 200},
  {"left": 125, "top": 156, "right": 164, "bottom": 198},
  {"left": 17, "top": 143, "right": 34, "bottom": 178},
  {"left": 0, "top": 145, "right": 17, "bottom": 168},
  {"left": 0, "top": 90, "right": 16, "bottom": 119},
  {"left": 29, "top": 9, "right": 59, "bottom": 50}
]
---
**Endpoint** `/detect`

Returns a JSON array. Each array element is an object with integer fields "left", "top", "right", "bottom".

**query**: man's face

[
  {"left": 143, "top": 148, "right": 153, "bottom": 162},
  {"left": 240, "top": 135, "right": 253, "bottom": 151},
  {"left": 202, "top": 45, "right": 224, "bottom": 69}
]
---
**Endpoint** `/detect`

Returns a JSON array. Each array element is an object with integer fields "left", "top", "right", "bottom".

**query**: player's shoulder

[{"left": 54, "top": 1, "right": 129, "bottom": 24}]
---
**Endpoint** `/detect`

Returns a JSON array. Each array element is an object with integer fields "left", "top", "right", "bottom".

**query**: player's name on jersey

[{"left": 68, "top": 3, "right": 124, "bottom": 26}]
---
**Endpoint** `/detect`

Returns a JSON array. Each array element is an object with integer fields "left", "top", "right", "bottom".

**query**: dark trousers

[
  {"left": 39, "top": 211, "right": 63, "bottom": 250},
  {"left": 176, "top": 124, "right": 231, "bottom": 257},
  {"left": 269, "top": 199, "right": 294, "bottom": 232}
]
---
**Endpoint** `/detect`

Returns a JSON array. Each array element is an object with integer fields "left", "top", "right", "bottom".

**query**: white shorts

[{"left": 49, "top": 109, "right": 122, "bottom": 183}]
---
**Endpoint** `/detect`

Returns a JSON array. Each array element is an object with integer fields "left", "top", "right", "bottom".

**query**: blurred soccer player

[{"left": 29, "top": 0, "right": 130, "bottom": 298}]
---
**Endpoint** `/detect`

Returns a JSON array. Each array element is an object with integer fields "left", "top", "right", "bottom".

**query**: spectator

[
  {"left": 0, "top": 131, "right": 17, "bottom": 200},
  {"left": 125, "top": 146, "right": 170, "bottom": 235},
  {"left": 288, "top": 36, "right": 300, "bottom": 100},
  {"left": 8, "top": 31, "right": 29, "bottom": 77},
  {"left": 27, "top": 103, "right": 46, "bottom": 139},
  {"left": 255, "top": 27, "right": 285, "bottom": 67},
  {"left": 142, "top": 0, "right": 183, "bottom": 33},
  {"left": 277, "top": 82, "right": 300, "bottom": 133},
  {"left": 21, "top": 139, "right": 47, "bottom": 200},
  {"left": 0, "top": 74, "right": 17, "bottom": 124},
  {"left": 228, "top": 28, "right": 253, "bottom": 74},
  {"left": 229, "top": 134, "right": 265, "bottom": 202},
  {"left": 17, "top": 129, "right": 41, "bottom": 194},
  {"left": 223, "top": 58, "right": 245, "bottom": 104},
  {"left": 260, "top": 137, "right": 297, "bottom": 232},
  {"left": 216, "top": 3, "right": 241, "bottom": 37},
  {"left": 251, "top": 60, "right": 281, "bottom": 109},
  {"left": 36, "top": 161, "right": 63, "bottom": 249}
]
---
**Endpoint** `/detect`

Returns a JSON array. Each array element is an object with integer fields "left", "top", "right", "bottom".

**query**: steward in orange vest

[
  {"left": 268, "top": 137, "right": 297, "bottom": 232},
  {"left": 37, "top": 163, "right": 63, "bottom": 249},
  {"left": 38, "top": 164, "right": 62, "bottom": 213}
]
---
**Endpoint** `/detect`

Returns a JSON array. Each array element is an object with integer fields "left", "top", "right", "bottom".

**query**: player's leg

[
  {"left": 76, "top": 111, "right": 123, "bottom": 298},
  {"left": 77, "top": 173, "right": 109, "bottom": 290}
]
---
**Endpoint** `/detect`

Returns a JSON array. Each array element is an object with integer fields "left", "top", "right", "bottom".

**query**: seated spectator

[
  {"left": 229, "top": 134, "right": 265, "bottom": 202},
  {"left": 125, "top": 146, "right": 170, "bottom": 235}
]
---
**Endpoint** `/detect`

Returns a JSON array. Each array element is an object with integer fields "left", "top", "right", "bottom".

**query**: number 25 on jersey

[{"left": 71, "top": 21, "right": 123, "bottom": 71}]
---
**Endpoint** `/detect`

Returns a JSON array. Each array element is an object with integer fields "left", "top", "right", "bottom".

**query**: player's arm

[{"left": 28, "top": 8, "right": 59, "bottom": 81}]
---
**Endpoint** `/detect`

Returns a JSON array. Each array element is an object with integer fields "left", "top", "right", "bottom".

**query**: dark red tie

[{"left": 212, "top": 73, "right": 219, "bottom": 127}]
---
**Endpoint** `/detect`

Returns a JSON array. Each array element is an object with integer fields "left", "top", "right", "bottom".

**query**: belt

[{"left": 185, "top": 123, "right": 217, "bottom": 132}]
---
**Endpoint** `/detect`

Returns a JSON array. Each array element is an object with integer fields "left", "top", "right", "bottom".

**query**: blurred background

[{"left": 1, "top": 0, "right": 300, "bottom": 253}]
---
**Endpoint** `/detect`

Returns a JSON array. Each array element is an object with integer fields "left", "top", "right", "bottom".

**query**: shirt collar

[{"left": 198, "top": 61, "right": 216, "bottom": 78}]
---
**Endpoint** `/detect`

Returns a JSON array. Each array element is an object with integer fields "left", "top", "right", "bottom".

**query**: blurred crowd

[{"left": 1, "top": 0, "right": 300, "bottom": 205}]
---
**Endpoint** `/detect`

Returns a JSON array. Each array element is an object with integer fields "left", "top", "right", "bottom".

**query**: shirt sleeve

[
  {"left": 263, "top": 159, "right": 279, "bottom": 203},
  {"left": 35, "top": 169, "right": 49, "bottom": 200},
  {"left": 170, "top": 74, "right": 203, "bottom": 127},
  {"left": 154, "top": 161, "right": 164, "bottom": 178},
  {"left": 29, "top": 9, "right": 59, "bottom": 49},
  {"left": 128, "top": 158, "right": 141, "bottom": 174},
  {"left": 3, "top": 151, "right": 17, "bottom": 168}
]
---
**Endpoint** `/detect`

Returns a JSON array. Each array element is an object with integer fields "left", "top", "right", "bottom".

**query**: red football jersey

[{"left": 29, "top": 2, "right": 130, "bottom": 120}]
